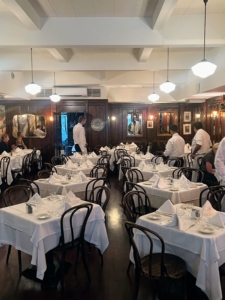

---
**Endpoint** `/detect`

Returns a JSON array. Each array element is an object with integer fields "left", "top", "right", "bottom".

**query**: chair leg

[
  {"left": 133, "top": 269, "right": 140, "bottom": 300},
  {"left": 6, "top": 245, "right": 11, "bottom": 264},
  {"left": 80, "top": 243, "right": 91, "bottom": 282},
  {"left": 98, "top": 249, "right": 103, "bottom": 266},
  {"left": 60, "top": 253, "right": 65, "bottom": 297},
  {"left": 127, "top": 260, "right": 133, "bottom": 275},
  {"left": 18, "top": 250, "right": 22, "bottom": 276},
  {"left": 74, "top": 246, "right": 80, "bottom": 275}
]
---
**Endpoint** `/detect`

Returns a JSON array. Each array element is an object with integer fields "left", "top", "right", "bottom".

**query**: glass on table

[
  {"left": 194, "top": 209, "right": 202, "bottom": 223},
  {"left": 176, "top": 207, "right": 185, "bottom": 217},
  {"left": 186, "top": 202, "right": 194, "bottom": 216}
]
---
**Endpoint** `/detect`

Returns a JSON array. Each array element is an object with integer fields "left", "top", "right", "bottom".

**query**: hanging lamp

[
  {"left": 49, "top": 72, "right": 61, "bottom": 102},
  {"left": 160, "top": 48, "right": 176, "bottom": 93},
  {"left": 148, "top": 71, "right": 160, "bottom": 102},
  {"left": 191, "top": 0, "right": 217, "bottom": 78},
  {"left": 25, "top": 48, "right": 41, "bottom": 95}
]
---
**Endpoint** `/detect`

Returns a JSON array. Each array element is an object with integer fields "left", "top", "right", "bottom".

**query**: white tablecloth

[
  {"left": 131, "top": 207, "right": 225, "bottom": 300},
  {"left": 70, "top": 155, "right": 100, "bottom": 165},
  {"left": 0, "top": 201, "right": 109, "bottom": 280},
  {"left": 55, "top": 165, "right": 93, "bottom": 176},
  {"left": 137, "top": 182, "right": 207, "bottom": 208}
]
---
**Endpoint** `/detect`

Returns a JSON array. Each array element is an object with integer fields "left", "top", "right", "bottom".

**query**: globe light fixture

[
  {"left": 49, "top": 72, "right": 61, "bottom": 102},
  {"left": 148, "top": 71, "right": 160, "bottom": 102},
  {"left": 160, "top": 48, "right": 176, "bottom": 94},
  {"left": 191, "top": 0, "right": 217, "bottom": 78},
  {"left": 25, "top": 48, "right": 41, "bottom": 95}
]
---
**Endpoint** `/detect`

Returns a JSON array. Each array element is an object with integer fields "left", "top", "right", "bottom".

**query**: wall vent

[
  {"left": 87, "top": 89, "right": 101, "bottom": 97},
  {"left": 36, "top": 89, "right": 52, "bottom": 97}
]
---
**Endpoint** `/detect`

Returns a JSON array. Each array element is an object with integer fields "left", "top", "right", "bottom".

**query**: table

[
  {"left": 0, "top": 199, "right": 109, "bottom": 280},
  {"left": 55, "top": 165, "right": 93, "bottom": 177},
  {"left": 131, "top": 205, "right": 225, "bottom": 300},
  {"left": 137, "top": 181, "right": 207, "bottom": 209},
  {"left": 70, "top": 155, "right": 100, "bottom": 165}
]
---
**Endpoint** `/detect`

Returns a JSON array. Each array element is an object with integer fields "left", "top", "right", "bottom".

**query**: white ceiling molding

[
  {"left": 47, "top": 48, "right": 72, "bottom": 63},
  {"left": 137, "top": 48, "right": 153, "bottom": 62},
  {"left": 2, "top": 0, "right": 42, "bottom": 30},
  {"left": 152, "top": 0, "right": 179, "bottom": 30}
]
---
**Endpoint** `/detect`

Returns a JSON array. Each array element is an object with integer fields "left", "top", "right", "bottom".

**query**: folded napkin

[
  {"left": 48, "top": 173, "right": 64, "bottom": 184},
  {"left": 14, "top": 147, "right": 22, "bottom": 153},
  {"left": 138, "top": 161, "right": 146, "bottom": 170},
  {"left": 100, "top": 147, "right": 107, "bottom": 151},
  {"left": 56, "top": 202, "right": 72, "bottom": 215},
  {"left": 131, "top": 142, "right": 137, "bottom": 146},
  {"left": 120, "top": 142, "right": 124, "bottom": 146},
  {"left": 86, "top": 159, "right": 94, "bottom": 167},
  {"left": 89, "top": 152, "right": 97, "bottom": 158},
  {"left": 145, "top": 152, "right": 154, "bottom": 159},
  {"left": 165, "top": 214, "right": 186, "bottom": 231},
  {"left": 78, "top": 171, "right": 88, "bottom": 182},
  {"left": 75, "top": 152, "right": 82, "bottom": 158},
  {"left": 208, "top": 212, "right": 225, "bottom": 228},
  {"left": 149, "top": 174, "right": 160, "bottom": 183},
  {"left": 179, "top": 175, "right": 196, "bottom": 189},
  {"left": 152, "top": 177, "right": 168, "bottom": 189},
  {"left": 142, "top": 164, "right": 151, "bottom": 171},
  {"left": 79, "top": 162, "right": 88, "bottom": 168},
  {"left": 157, "top": 200, "right": 175, "bottom": 215},
  {"left": 202, "top": 200, "right": 217, "bottom": 215},
  {"left": 2, "top": 151, "right": 10, "bottom": 156},
  {"left": 66, "top": 160, "right": 74, "bottom": 168},
  {"left": 27, "top": 193, "right": 43, "bottom": 204},
  {"left": 62, "top": 191, "right": 81, "bottom": 203}
]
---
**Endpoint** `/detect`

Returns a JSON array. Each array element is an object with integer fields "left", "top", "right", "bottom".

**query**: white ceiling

[{"left": 0, "top": 0, "right": 224, "bottom": 102}]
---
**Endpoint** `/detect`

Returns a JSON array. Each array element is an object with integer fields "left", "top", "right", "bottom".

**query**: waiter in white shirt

[
  {"left": 215, "top": 137, "right": 225, "bottom": 184},
  {"left": 73, "top": 116, "right": 88, "bottom": 154},
  {"left": 163, "top": 124, "right": 185, "bottom": 166}
]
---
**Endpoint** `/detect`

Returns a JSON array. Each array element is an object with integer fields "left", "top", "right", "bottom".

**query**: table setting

[
  {"left": 131, "top": 199, "right": 225, "bottom": 300},
  {"left": 55, "top": 159, "right": 95, "bottom": 176},
  {"left": 137, "top": 174, "right": 207, "bottom": 208},
  {"left": 0, "top": 191, "right": 109, "bottom": 281},
  {"left": 70, "top": 152, "right": 99, "bottom": 165}
]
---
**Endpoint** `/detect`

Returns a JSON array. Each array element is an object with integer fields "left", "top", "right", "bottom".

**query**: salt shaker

[{"left": 26, "top": 203, "right": 33, "bottom": 214}]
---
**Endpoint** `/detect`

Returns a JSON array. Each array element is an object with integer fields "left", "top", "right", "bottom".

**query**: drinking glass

[
  {"left": 194, "top": 209, "right": 202, "bottom": 223},
  {"left": 176, "top": 207, "right": 185, "bottom": 217}
]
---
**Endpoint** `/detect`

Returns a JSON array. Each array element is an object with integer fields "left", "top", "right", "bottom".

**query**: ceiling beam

[
  {"left": 47, "top": 48, "right": 72, "bottom": 63},
  {"left": 152, "top": 0, "right": 179, "bottom": 30},
  {"left": 2, "top": 0, "right": 42, "bottom": 30},
  {"left": 137, "top": 48, "right": 153, "bottom": 62}
]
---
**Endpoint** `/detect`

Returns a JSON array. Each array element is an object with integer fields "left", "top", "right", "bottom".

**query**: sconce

[
  {"left": 111, "top": 116, "right": 116, "bottom": 121},
  {"left": 49, "top": 116, "right": 53, "bottom": 121},
  {"left": 212, "top": 111, "right": 218, "bottom": 118},
  {"left": 149, "top": 115, "right": 157, "bottom": 120},
  {"left": 196, "top": 113, "right": 201, "bottom": 119}
]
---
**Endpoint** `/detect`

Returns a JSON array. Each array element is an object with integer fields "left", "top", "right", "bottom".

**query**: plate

[
  {"left": 143, "top": 182, "right": 152, "bottom": 185},
  {"left": 169, "top": 188, "right": 179, "bottom": 191},
  {"left": 195, "top": 183, "right": 203, "bottom": 186},
  {"left": 199, "top": 227, "right": 214, "bottom": 234},
  {"left": 148, "top": 213, "right": 161, "bottom": 220},
  {"left": 91, "top": 118, "right": 105, "bottom": 131},
  {"left": 61, "top": 181, "right": 69, "bottom": 185},
  {"left": 38, "top": 179, "right": 46, "bottom": 181},
  {"left": 37, "top": 213, "right": 50, "bottom": 220}
]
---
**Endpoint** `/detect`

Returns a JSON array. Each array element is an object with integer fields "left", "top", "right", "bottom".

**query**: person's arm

[
  {"left": 206, "top": 162, "right": 215, "bottom": 174},
  {"left": 164, "top": 140, "right": 172, "bottom": 157},
  {"left": 215, "top": 139, "right": 225, "bottom": 180},
  {"left": 79, "top": 127, "right": 87, "bottom": 153},
  {"left": 191, "top": 144, "right": 201, "bottom": 158}
]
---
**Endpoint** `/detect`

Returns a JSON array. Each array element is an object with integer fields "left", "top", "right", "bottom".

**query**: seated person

[
  {"left": 33, "top": 125, "right": 45, "bottom": 138},
  {"left": 0, "top": 134, "right": 11, "bottom": 154},
  {"left": 16, "top": 136, "right": 27, "bottom": 149},
  {"left": 200, "top": 143, "right": 219, "bottom": 186}
]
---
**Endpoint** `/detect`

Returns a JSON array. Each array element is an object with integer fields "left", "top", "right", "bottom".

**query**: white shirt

[
  {"left": 128, "top": 121, "right": 141, "bottom": 135},
  {"left": 33, "top": 128, "right": 45, "bottom": 138},
  {"left": 164, "top": 133, "right": 185, "bottom": 157},
  {"left": 73, "top": 123, "right": 86, "bottom": 153},
  {"left": 191, "top": 129, "right": 211, "bottom": 154},
  {"left": 215, "top": 137, "right": 225, "bottom": 180}
]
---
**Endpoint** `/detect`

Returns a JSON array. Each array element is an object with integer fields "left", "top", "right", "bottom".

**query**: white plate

[
  {"left": 195, "top": 183, "right": 203, "bottom": 186},
  {"left": 169, "top": 188, "right": 179, "bottom": 191},
  {"left": 61, "top": 181, "right": 69, "bottom": 185},
  {"left": 37, "top": 213, "right": 50, "bottom": 220},
  {"left": 143, "top": 182, "right": 152, "bottom": 185},
  {"left": 199, "top": 227, "right": 214, "bottom": 234},
  {"left": 38, "top": 179, "right": 46, "bottom": 181},
  {"left": 148, "top": 213, "right": 161, "bottom": 220}
]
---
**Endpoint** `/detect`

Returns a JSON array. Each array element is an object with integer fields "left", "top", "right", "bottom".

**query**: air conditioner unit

[{"left": 57, "top": 87, "right": 87, "bottom": 97}]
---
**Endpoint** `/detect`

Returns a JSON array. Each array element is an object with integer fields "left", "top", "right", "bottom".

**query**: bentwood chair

[
  {"left": 51, "top": 156, "right": 61, "bottom": 166},
  {"left": 166, "top": 158, "right": 181, "bottom": 167},
  {"left": 3, "top": 185, "right": 34, "bottom": 275},
  {"left": 87, "top": 185, "right": 110, "bottom": 213},
  {"left": 90, "top": 165, "right": 107, "bottom": 179},
  {"left": 84, "top": 177, "right": 106, "bottom": 202},
  {"left": 11, "top": 153, "right": 31, "bottom": 182},
  {"left": 199, "top": 185, "right": 225, "bottom": 207},
  {"left": 44, "top": 162, "right": 58, "bottom": 174},
  {"left": 125, "top": 222, "right": 186, "bottom": 300},
  {"left": 52, "top": 204, "right": 93, "bottom": 296},
  {"left": 178, "top": 167, "right": 204, "bottom": 182},
  {"left": 127, "top": 168, "right": 144, "bottom": 184},
  {"left": 37, "top": 170, "right": 53, "bottom": 178},
  {"left": 19, "top": 178, "right": 40, "bottom": 195},
  {"left": 0, "top": 156, "right": 11, "bottom": 188}
]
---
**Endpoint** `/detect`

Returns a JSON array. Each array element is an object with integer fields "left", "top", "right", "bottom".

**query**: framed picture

[
  {"left": 147, "top": 120, "right": 153, "bottom": 129},
  {"left": 184, "top": 111, "right": 191, "bottom": 122},
  {"left": 183, "top": 124, "right": 191, "bottom": 135}
]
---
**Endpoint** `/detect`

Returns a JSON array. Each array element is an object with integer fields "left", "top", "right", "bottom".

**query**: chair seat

[{"left": 141, "top": 253, "right": 186, "bottom": 279}]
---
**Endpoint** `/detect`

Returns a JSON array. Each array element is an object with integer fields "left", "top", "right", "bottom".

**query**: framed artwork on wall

[
  {"left": 184, "top": 111, "right": 191, "bottom": 122},
  {"left": 147, "top": 120, "right": 153, "bottom": 129},
  {"left": 183, "top": 124, "right": 191, "bottom": 135}
]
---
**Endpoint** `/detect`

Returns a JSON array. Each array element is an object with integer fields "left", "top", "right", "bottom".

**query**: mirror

[
  {"left": 157, "top": 110, "right": 178, "bottom": 136},
  {"left": 127, "top": 113, "right": 143, "bottom": 136},
  {"left": 12, "top": 114, "right": 46, "bottom": 138}
]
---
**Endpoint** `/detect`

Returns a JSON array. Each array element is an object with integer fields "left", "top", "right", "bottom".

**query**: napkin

[
  {"left": 56, "top": 202, "right": 72, "bottom": 216},
  {"left": 89, "top": 152, "right": 97, "bottom": 158},
  {"left": 78, "top": 171, "right": 88, "bottom": 182},
  {"left": 66, "top": 160, "right": 74, "bottom": 168},
  {"left": 142, "top": 164, "right": 151, "bottom": 171},
  {"left": 131, "top": 142, "right": 137, "bottom": 146},
  {"left": 79, "top": 162, "right": 88, "bottom": 168},
  {"left": 202, "top": 200, "right": 217, "bottom": 215},
  {"left": 48, "top": 173, "right": 64, "bottom": 184},
  {"left": 120, "top": 142, "right": 124, "bottom": 146},
  {"left": 75, "top": 152, "right": 82, "bottom": 158},
  {"left": 208, "top": 212, "right": 225, "bottom": 228},
  {"left": 62, "top": 191, "right": 81, "bottom": 203},
  {"left": 149, "top": 174, "right": 160, "bottom": 183},
  {"left": 138, "top": 161, "right": 146, "bottom": 170},
  {"left": 2, "top": 151, "right": 10, "bottom": 156},
  {"left": 86, "top": 159, "right": 94, "bottom": 167},
  {"left": 157, "top": 200, "right": 175, "bottom": 215},
  {"left": 27, "top": 193, "right": 43, "bottom": 204},
  {"left": 145, "top": 152, "right": 154, "bottom": 159},
  {"left": 179, "top": 175, "right": 196, "bottom": 189},
  {"left": 14, "top": 147, "right": 22, "bottom": 153},
  {"left": 157, "top": 178, "right": 169, "bottom": 189},
  {"left": 100, "top": 147, "right": 107, "bottom": 151}
]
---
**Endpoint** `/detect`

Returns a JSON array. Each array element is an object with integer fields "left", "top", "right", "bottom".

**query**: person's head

[
  {"left": 16, "top": 137, "right": 22, "bottom": 144},
  {"left": 17, "top": 131, "right": 23, "bottom": 138},
  {"left": 78, "top": 116, "right": 86, "bottom": 125},
  {"left": 212, "top": 143, "right": 219, "bottom": 154},
  {"left": 169, "top": 124, "right": 178, "bottom": 135},
  {"left": 133, "top": 115, "right": 137, "bottom": 122},
  {"left": 193, "top": 122, "right": 203, "bottom": 133},
  {"left": 2, "top": 133, "right": 9, "bottom": 143}
]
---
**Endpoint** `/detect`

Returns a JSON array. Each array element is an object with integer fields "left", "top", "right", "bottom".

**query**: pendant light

[
  {"left": 160, "top": 48, "right": 176, "bottom": 93},
  {"left": 191, "top": 0, "right": 217, "bottom": 78},
  {"left": 148, "top": 71, "right": 160, "bottom": 102},
  {"left": 49, "top": 72, "right": 61, "bottom": 102},
  {"left": 25, "top": 48, "right": 41, "bottom": 95}
]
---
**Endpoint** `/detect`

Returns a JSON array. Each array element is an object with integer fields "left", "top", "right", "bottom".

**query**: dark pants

[
  {"left": 202, "top": 171, "right": 219, "bottom": 187},
  {"left": 75, "top": 144, "right": 82, "bottom": 153}
]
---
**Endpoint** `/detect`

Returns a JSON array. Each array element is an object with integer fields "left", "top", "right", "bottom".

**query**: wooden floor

[{"left": 0, "top": 176, "right": 224, "bottom": 300}]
